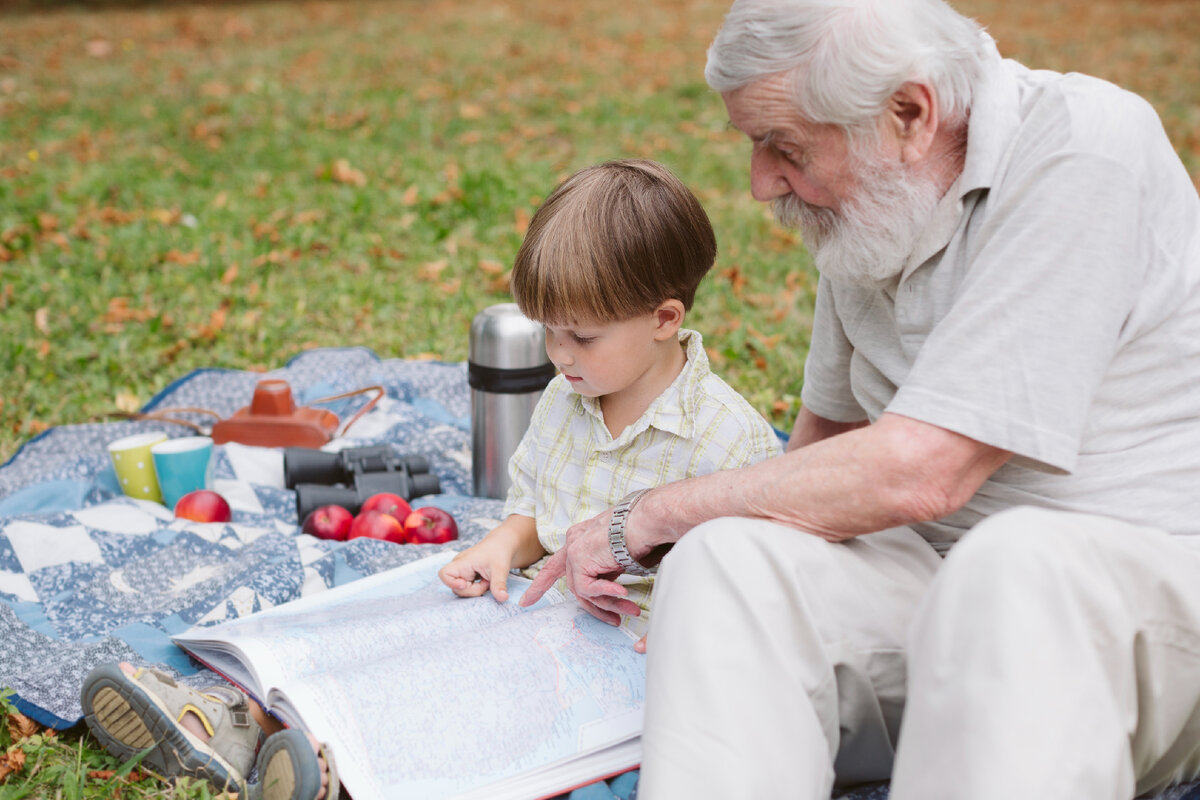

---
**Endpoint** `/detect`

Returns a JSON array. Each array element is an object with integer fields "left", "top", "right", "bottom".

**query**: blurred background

[{"left": 2, "top": 0, "right": 1197, "bottom": 463}]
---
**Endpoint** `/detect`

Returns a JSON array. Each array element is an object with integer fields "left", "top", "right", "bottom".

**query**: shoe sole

[
  {"left": 255, "top": 728, "right": 331, "bottom": 800},
  {"left": 80, "top": 664, "right": 244, "bottom": 793}
]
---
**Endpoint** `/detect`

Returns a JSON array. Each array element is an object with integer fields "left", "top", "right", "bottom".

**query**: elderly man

[{"left": 521, "top": 0, "right": 1200, "bottom": 797}]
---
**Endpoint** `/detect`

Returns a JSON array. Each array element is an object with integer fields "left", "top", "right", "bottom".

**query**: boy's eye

[{"left": 572, "top": 334, "right": 596, "bottom": 345}]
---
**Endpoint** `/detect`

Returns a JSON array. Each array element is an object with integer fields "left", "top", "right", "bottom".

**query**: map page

[{"left": 175, "top": 551, "right": 646, "bottom": 800}]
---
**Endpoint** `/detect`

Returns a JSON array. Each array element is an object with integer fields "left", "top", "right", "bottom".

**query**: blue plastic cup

[{"left": 151, "top": 436, "right": 214, "bottom": 511}]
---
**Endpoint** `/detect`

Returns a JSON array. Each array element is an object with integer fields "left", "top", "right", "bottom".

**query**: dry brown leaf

[
  {"left": 28, "top": 420, "right": 50, "bottom": 435},
  {"left": 330, "top": 159, "right": 367, "bottom": 187},
  {"left": 477, "top": 259, "right": 504, "bottom": 275},
  {"left": 402, "top": 185, "right": 419, "bottom": 206},
  {"left": 36, "top": 213, "right": 59, "bottom": 231},
  {"left": 514, "top": 207, "right": 531, "bottom": 236},
  {"left": 488, "top": 272, "right": 512, "bottom": 293},
  {"left": 86, "top": 39, "right": 112, "bottom": 58},
  {"left": 6, "top": 710, "right": 39, "bottom": 741},
  {"left": 458, "top": 103, "right": 484, "bottom": 119},
  {"left": 220, "top": 263, "right": 239, "bottom": 285},
  {"left": 2, "top": 747, "right": 26, "bottom": 778},
  {"left": 36, "top": 340, "right": 50, "bottom": 359},
  {"left": 418, "top": 260, "right": 448, "bottom": 281},
  {"left": 115, "top": 392, "right": 140, "bottom": 413},
  {"left": 34, "top": 307, "right": 49, "bottom": 334},
  {"left": 162, "top": 249, "right": 201, "bottom": 265},
  {"left": 721, "top": 266, "right": 748, "bottom": 296}
]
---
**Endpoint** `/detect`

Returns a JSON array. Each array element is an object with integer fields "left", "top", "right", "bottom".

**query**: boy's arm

[{"left": 438, "top": 514, "right": 545, "bottom": 603}]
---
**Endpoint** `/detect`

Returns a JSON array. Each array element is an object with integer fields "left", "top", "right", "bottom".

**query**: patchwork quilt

[{"left": 0, "top": 347, "right": 1195, "bottom": 800}]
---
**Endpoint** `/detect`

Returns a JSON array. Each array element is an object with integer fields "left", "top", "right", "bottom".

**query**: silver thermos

[{"left": 469, "top": 304, "right": 555, "bottom": 499}]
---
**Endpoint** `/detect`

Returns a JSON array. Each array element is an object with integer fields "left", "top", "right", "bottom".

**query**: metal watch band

[{"left": 608, "top": 488, "right": 655, "bottom": 577}]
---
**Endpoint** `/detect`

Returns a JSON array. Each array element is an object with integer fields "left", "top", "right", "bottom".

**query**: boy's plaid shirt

[{"left": 504, "top": 329, "right": 783, "bottom": 635}]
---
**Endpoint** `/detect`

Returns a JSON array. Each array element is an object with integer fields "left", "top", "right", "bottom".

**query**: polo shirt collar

[{"left": 900, "top": 37, "right": 1018, "bottom": 280}]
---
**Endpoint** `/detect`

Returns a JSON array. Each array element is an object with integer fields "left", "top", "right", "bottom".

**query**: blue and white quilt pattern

[
  {"left": 1, "top": 347, "right": 1196, "bottom": 800},
  {"left": 0, "top": 347, "right": 505, "bottom": 729}
]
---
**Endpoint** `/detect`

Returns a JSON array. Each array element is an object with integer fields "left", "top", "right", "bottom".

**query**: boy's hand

[{"left": 439, "top": 539, "right": 517, "bottom": 602}]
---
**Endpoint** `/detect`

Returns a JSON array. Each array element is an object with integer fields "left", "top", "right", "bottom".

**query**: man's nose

[{"left": 749, "top": 147, "right": 791, "bottom": 203}]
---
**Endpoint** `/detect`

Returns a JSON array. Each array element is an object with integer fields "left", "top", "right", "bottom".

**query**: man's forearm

[{"left": 632, "top": 412, "right": 1011, "bottom": 553}]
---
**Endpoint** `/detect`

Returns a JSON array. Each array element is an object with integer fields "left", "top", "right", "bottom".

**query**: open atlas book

[{"left": 171, "top": 551, "right": 646, "bottom": 800}]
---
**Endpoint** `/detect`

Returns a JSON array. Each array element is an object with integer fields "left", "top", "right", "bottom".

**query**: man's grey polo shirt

[{"left": 800, "top": 42, "right": 1200, "bottom": 548}]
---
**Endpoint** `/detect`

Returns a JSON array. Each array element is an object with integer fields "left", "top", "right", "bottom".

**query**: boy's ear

[{"left": 653, "top": 299, "right": 685, "bottom": 340}]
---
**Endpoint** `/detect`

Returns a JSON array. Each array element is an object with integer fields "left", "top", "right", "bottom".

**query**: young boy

[
  {"left": 80, "top": 159, "right": 781, "bottom": 800},
  {"left": 439, "top": 159, "right": 783, "bottom": 635}
]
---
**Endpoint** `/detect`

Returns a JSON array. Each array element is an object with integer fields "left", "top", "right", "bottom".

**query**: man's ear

[
  {"left": 653, "top": 299, "right": 685, "bottom": 340},
  {"left": 887, "top": 81, "right": 939, "bottom": 164}
]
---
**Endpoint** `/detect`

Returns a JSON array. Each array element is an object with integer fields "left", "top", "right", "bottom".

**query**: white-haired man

[{"left": 521, "top": 0, "right": 1200, "bottom": 797}]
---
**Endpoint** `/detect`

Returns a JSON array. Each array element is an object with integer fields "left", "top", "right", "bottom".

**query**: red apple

[
  {"left": 302, "top": 504, "right": 354, "bottom": 541},
  {"left": 347, "top": 510, "right": 407, "bottom": 544},
  {"left": 360, "top": 492, "right": 412, "bottom": 522},
  {"left": 402, "top": 506, "right": 459, "bottom": 545},
  {"left": 174, "top": 490, "right": 232, "bottom": 523}
]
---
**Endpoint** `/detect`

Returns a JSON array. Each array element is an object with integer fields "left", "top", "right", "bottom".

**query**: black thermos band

[{"left": 468, "top": 362, "right": 557, "bottom": 394}]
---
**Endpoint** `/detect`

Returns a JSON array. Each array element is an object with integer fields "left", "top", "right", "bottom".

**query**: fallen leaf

[
  {"left": 330, "top": 158, "right": 367, "bottom": 187},
  {"left": 86, "top": 39, "right": 112, "bottom": 58},
  {"left": 220, "top": 263, "right": 239, "bottom": 285},
  {"left": 161, "top": 249, "right": 201, "bottom": 265},
  {"left": 721, "top": 266, "right": 747, "bottom": 296},
  {"left": 6, "top": 710, "right": 39, "bottom": 741},
  {"left": 477, "top": 259, "right": 504, "bottom": 275},
  {"left": 34, "top": 307, "right": 49, "bottom": 334},
  {"left": 514, "top": 207, "right": 531, "bottom": 236},
  {"left": 115, "top": 392, "right": 140, "bottom": 413},
  {"left": 402, "top": 185, "right": 419, "bottom": 206},
  {"left": 418, "top": 259, "right": 448, "bottom": 280}
]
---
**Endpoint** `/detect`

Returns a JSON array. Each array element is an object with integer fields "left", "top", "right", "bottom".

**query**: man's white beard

[{"left": 773, "top": 147, "right": 944, "bottom": 288}]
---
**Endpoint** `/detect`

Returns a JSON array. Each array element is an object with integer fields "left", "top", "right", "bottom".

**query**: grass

[{"left": 0, "top": 0, "right": 1196, "bottom": 796}]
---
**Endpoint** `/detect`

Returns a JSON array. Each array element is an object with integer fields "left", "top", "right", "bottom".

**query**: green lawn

[{"left": 0, "top": 0, "right": 1197, "bottom": 795}]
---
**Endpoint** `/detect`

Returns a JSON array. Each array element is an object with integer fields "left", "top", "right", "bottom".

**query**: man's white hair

[{"left": 705, "top": 0, "right": 991, "bottom": 131}]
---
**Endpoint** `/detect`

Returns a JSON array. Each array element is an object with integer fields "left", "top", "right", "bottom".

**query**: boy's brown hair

[{"left": 510, "top": 159, "right": 718, "bottom": 324}]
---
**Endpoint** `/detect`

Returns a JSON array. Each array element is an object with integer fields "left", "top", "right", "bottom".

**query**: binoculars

[{"left": 285, "top": 445, "right": 441, "bottom": 522}]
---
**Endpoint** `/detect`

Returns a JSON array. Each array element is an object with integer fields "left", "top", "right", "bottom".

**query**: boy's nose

[{"left": 547, "top": 341, "right": 573, "bottom": 367}]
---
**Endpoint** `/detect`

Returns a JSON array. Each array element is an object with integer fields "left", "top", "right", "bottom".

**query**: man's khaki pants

[{"left": 638, "top": 507, "right": 1200, "bottom": 799}]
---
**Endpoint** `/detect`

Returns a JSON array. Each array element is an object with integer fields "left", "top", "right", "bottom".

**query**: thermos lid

[{"left": 469, "top": 303, "right": 550, "bottom": 370}]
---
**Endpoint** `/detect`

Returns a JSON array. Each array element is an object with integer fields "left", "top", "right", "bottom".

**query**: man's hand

[{"left": 519, "top": 508, "right": 644, "bottom": 625}]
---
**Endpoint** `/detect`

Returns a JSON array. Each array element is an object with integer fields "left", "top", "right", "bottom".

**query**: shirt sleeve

[{"left": 801, "top": 276, "right": 870, "bottom": 423}]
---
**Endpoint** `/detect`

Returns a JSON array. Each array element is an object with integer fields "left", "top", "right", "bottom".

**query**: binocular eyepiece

[{"left": 285, "top": 445, "right": 441, "bottom": 522}]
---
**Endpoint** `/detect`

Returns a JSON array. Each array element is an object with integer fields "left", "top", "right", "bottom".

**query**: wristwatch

[{"left": 608, "top": 488, "right": 656, "bottom": 577}]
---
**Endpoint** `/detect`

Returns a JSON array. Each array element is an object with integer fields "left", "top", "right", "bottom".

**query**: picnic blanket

[{"left": 1, "top": 347, "right": 1196, "bottom": 800}]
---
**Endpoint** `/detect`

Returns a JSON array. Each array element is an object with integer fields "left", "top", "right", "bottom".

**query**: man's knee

[
  {"left": 930, "top": 506, "right": 1119, "bottom": 613},
  {"left": 663, "top": 516, "right": 833, "bottom": 583}
]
